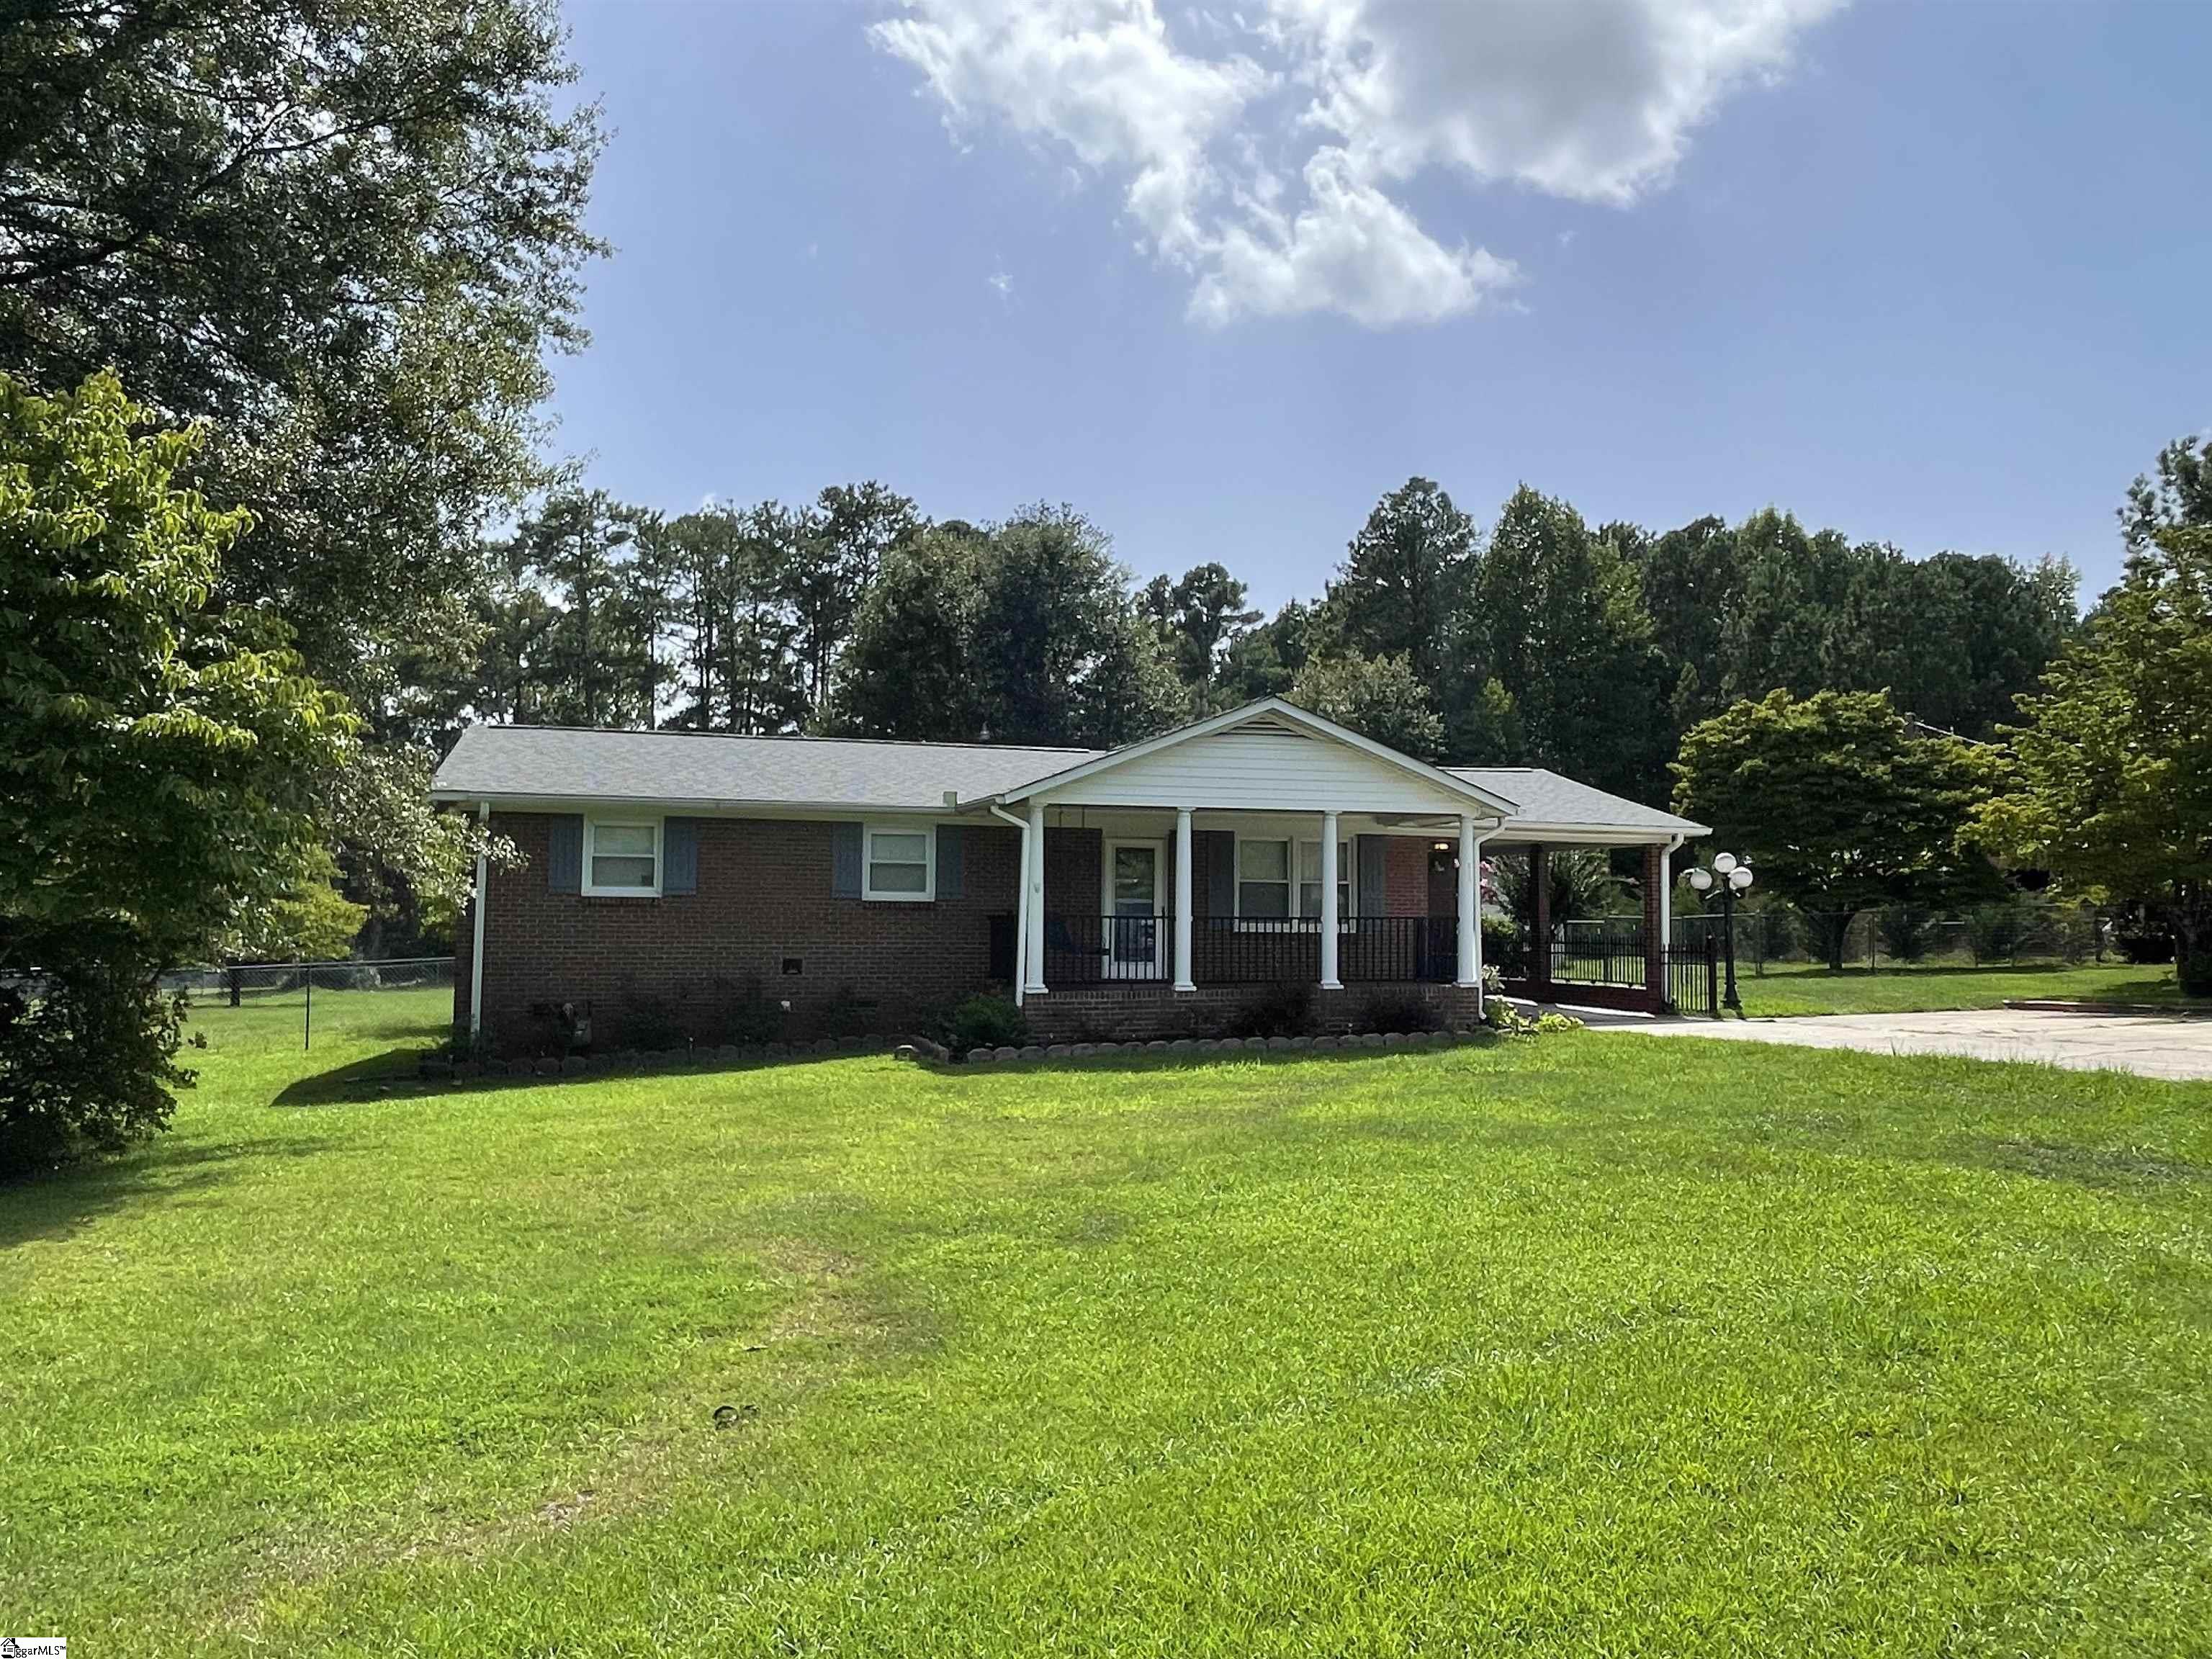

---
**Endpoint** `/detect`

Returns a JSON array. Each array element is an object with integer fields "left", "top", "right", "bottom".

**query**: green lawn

[
  {"left": 6, "top": 996, "right": 2211, "bottom": 1655},
  {"left": 1726, "top": 959, "right": 2193, "bottom": 1017}
]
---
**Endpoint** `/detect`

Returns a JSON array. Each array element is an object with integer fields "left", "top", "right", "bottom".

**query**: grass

[
  {"left": 1722, "top": 959, "right": 2194, "bottom": 1018},
  {"left": 4, "top": 993, "right": 2210, "bottom": 1655}
]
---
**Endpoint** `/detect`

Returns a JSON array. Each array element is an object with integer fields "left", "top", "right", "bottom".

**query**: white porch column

[
  {"left": 1025, "top": 801, "right": 1048, "bottom": 994},
  {"left": 1173, "top": 808, "right": 1195, "bottom": 992},
  {"left": 1456, "top": 814, "right": 1480, "bottom": 1002},
  {"left": 1318, "top": 811, "right": 1341, "bottom": 989},
  {"left": 1659, "top": 834, "right": 1680, "bottom": 953}
]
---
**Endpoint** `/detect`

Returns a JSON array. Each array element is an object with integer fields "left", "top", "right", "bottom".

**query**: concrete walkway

[{"left": 1587, "top": 1006, "right": 2212, "bottom": 1082}]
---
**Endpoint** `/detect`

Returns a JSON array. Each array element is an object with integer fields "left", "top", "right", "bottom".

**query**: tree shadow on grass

[{"left": 0, "top": 1133, "right": 343, "bottom": 1251}]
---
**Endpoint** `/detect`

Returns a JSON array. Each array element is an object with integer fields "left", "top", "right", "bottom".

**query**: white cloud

[
  {"left": 988, "top": 267, "right": 1015, "bottom": 297},
  {"left": 873, "top": 0, "right": 1841, "bottom": 328}
]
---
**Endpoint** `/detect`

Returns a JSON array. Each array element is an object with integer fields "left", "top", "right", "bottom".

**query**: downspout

[
  {"left": 1658, "top": 832, "right": 1683, "bottom": 964},
  {"left": 987, "top": 801, "right": 1030, "bottom": 1007},
  {"left": 469, "top": 800, "right": 490, "bottom": 1040}
]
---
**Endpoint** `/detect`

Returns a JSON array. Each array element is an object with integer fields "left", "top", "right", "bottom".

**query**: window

[
  {"left": 1236, "top": 837, "right": 1290, "bottom": 919},
  {"left": 1236, "top": 835, "right": 1355, "bottom": 922},
  {"left": 865, "top": 824, "right": 933, "bottom": 902},
  {"left": 585, "top": 819, "right": 659, "bottom": 896},
  {"left": 1298, "top": 840, "right": 1353, "bottom": 921}
]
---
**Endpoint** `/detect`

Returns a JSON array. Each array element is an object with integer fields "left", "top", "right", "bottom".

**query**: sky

[{"left": 546, "top": 0, "right": 2212, "bottom": 612}]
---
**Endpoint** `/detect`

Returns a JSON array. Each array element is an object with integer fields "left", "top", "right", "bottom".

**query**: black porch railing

[{"left": 1014, "top": 914, "right": 1462, "bottom": 986}]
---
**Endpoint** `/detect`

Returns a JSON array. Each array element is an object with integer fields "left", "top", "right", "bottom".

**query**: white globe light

[
  {"left": 1712, "top": 851, "right": 1738, "bottom": 876},
  {"left": 1729, "top": 866, "right": 1754, "bottom": 890},
  {"left": 1688, "top": 868, "right": 1713, "bottom": 891}
]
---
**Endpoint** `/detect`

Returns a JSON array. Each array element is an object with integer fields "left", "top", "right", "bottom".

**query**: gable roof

[
  {"left": 989, "top": 698, "right": 1521, "bottom": 815},
  {"left": 430, "top": 724, "right": 1099, "bottom": 812}
]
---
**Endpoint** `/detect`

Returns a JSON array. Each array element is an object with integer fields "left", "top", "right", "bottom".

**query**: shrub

[
  {"left": 1227, "top": 981, "right": 1314, "bottom": 1039},
  {"left": 1875, "top": 905, "right": 1937, "bottom": 963},
  {"left": 618, "top": 994, "right": 685, "bottom": 1053},
  {"left": 1481, "top": 914, "right": 1524, "bottom": 976},
  {"left": 946, "top": 994, "right": 1027, "bottom": 1053},
  {"left": 708, "top": 977, "right": 783, "bottom": 1046},
  {"left": 1359, "top": 990, "right": 1440, "bottom": 1034},
  {"left": 820, "top": 982, "right": 873, "bottom": 1040},
  {"left": 1, "top": 958, "right": 190, "bottom": 1177},
  {"left": 2113, "top": 915, "right": 2176, "bottom": 964}
]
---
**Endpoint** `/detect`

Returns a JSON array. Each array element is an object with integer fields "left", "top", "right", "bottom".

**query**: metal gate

[{"left": 1663, "top": 935, "right": 1720, "bottom": 1017}]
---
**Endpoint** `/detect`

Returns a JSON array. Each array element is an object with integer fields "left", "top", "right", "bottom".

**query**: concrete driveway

[{"left": 1590, "top": 1007, "right": 2212, "bottom": 1082}]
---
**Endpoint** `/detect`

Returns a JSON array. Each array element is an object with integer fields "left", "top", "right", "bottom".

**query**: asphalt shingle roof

[
  {"left": 431, "top": 724, "right": 1704, "bottom": 835},
  {"left": 431, "top": 724, "right": 1102, "bottom": 811},
  {"left": 1447, "top": 768, "right": 1704, "bottom": 835}
]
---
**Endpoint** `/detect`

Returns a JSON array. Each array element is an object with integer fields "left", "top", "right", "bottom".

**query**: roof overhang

[{"left": 971, "top": 698, "right": 1521, "bottom": 816}]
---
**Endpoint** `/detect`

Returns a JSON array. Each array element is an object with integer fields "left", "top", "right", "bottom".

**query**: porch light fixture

[{"left": 1687, "top": 852, "right": 1754, "bottom": 1013}]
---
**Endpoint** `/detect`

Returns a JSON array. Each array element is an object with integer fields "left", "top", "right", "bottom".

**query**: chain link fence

[{"left": 160, "top": 957, "right": 454, "bottom": 1049}]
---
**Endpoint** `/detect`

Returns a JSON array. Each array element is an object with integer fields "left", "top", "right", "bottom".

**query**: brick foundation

[{"left": 1022, "top": 981, "right": 1483, "bottom": 1043}]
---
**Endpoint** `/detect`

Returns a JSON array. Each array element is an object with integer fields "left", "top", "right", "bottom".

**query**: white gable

[{"left": 1036, "top": 724, "right": 1488, "bottom": 814}]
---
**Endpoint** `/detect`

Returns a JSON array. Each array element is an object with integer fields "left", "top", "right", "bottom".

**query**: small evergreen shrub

[
  {"left": 1359, "top": 990, "right": 1440, "bottom": 1034},
  {"left": 946, "top": 994, "right": 1027, "bottom": 1053},
  {"left": 1228, "top": 981, "right": 1314, "bottom": 1038}
]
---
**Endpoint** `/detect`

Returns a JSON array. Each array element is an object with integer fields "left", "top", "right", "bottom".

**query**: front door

[
  {"left": 1425, "top": 842, "right": 1460, "bottom": 983},
  {"left": 1105, "top": 839, "right": 1164, "bottom": 979}
]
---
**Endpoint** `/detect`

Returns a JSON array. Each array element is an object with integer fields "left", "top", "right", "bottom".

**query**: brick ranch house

[{"left": 432, "top": 697, "right": 1708, "bottom": 1052}]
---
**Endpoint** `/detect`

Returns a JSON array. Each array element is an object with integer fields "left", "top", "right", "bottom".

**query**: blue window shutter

[
  {"left": 1357, "top": 835, "right": 1388, "bottom": 917},
  {"left": 548, "top": 815, "right": 583, "bottom": 894},
  {"left": 1205, "top": 831, "right": 1234, "bottom": 919},
  {"left": 831, "top": 822, "right": 863, "bottom": 897},
  {"left": 663, "top": 817, "right": 698, "bottom": 895},
  {"left": 937, "top": 824, "right": 963, "bottom": 899}
]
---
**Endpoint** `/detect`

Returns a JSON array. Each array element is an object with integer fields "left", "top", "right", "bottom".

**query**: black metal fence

[{"left": 1665, "top": 937, "right": 1721, "bottom": 1017}]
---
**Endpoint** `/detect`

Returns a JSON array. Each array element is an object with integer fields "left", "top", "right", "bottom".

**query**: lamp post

[{"left": 1687, "top": 852, "right": 1755, "bottom": 1015}]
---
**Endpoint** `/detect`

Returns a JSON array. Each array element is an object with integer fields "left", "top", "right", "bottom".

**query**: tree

[
  {"left": 968, "top": 504, "right": 1185, "bottom": 747},
  {"left": 218, "top": 848, "right": 368, "bottom": 966},
  {"left": 1146, "top": 562, "right": 1260, "bottom": 714},
  {"left": 0, "top": 373, "right": 354, "bottom": 1171},
  {"left": 834, "top": 506, "right": 1182, "bottom": 747},
  {"left": 0, "top": 0, "right": 603, "bottom": 706},
  {"left": 1974, "top": 439, "right": 2212, "bottom": 992},
  {"left": 788, "top": 482, "right": 918, "bottom": 718},
  {"left": 1219, "top": 600, "right": 1314, "bottom": 703},
  {"left": 1289, "top": 653, "right": 1445, "bottom": 760},
  {"left": 1672, "top": 689, "right": 2002, "bottom": 968},
  {"left": 1329, "top": 478, "right": 1478, "bottom": 684},
  {"left": 655, "top": 504, "right": 806, "bottom": 734},
  {"left": 498, "top": 489, "right": 660, "bottom": 727},
  {"left": 1470, "top": 486, "right": 1669, "bottom": 798},
  {"left": 830, "top": 528, "right": 989, "bottom": 741}
]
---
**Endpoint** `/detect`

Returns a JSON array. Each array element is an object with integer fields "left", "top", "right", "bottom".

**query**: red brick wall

[
  {"left": 462, "top": 812, "right": 1020, "bottom": 1052},
  {"left": 1385, "top": 836, "right": 1428, "bottom": 918}
]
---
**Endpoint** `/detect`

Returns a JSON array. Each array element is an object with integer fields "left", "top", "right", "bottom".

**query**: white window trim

[
  {"left": 863, "top": 821, "right": 935, "bottom": 903},
  {"left": 1231, "top": 833, "right": 1356, "bottom": 927},
  {"left": 583, "top": 816, "right": 662, "bottom": 898}
]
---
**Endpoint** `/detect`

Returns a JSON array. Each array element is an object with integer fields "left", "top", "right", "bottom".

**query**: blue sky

[{"left": 547, "top": 1, "right": 2211, "bottom": 611}]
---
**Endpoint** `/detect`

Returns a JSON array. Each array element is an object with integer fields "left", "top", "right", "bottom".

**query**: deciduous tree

[
  {"left": 1975, "top": 439, "right": 2212, "bottom": 992},
  {"left": 0, "top": 373, "right": 354, "bottom": 1170},
  {"left": 1672, "top": 688, "right": 2002, "bottom": 968}
]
